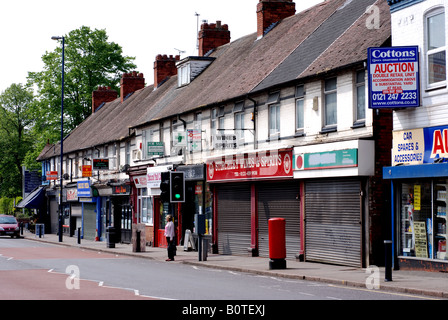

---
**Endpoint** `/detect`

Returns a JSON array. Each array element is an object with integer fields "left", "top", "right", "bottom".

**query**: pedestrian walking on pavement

[{"left": 164, "top": 215, "right": 175, "bottom": 261}]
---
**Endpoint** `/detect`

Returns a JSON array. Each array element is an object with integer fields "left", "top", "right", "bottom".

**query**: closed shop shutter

[
  {"left": 83, "top": 203, "right": 97, "bottom": 241},
  {"left": 217, "top": 184, "right": 251, "bottom": 255},
  {"left": 258, "top": 182, "right": 300, "bottom": 259},
  {"left": 305, "top": 179, "right": 362, "bottom": 267}
]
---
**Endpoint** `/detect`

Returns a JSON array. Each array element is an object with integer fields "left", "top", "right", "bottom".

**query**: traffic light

[
  {"left": 159, "top": 172, "right": 170, "bottom": 203},
  {"left": 170, "top": 172, "right": 185, "bottom": 203}
]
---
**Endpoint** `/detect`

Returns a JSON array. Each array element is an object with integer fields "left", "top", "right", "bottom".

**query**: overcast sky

[{"left": 0, "top": 0, "right": 324, "bottom": 93}]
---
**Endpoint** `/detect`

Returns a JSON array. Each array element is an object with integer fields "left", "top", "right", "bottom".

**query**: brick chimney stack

[
  {"left": 92, "top": 86, "right": 118, "bottom": 114},
  {"left": 198, "top": 21, "right": 231, "bottom": 57},
  {"left": 154, "top": 54, "right": 180, "bottom": 88},
  {"left": 257, "top": 0, "right": 296, "bottom": 38},
  {"left": 120, "top": 72, "right": 145, "bottom": 102}
]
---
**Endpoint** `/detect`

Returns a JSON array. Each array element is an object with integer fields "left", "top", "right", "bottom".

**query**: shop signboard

[
  {"left": 147, "top": 142, "right": 165, "bottom": 157},
  {"left": 392, "top": 129, "right": 425, "bottom": 166},
  {"left": 368, "top": 46, "right": 420, "bottom": 109},
  {"left": 295, "top": 149, "right": 358, "bottom": 171},
  {"left": 173, "top": 132, "right": 187, "bottom": 147},
  {"left": 82, "top": 165, "right": 92, "bottom": 177},
  {"left": 187, "top": 129, "right": 202, "bottom": 152},
  {"left": 77, "top": 180, "right": 91, "bottom": 197},
  {"left": 112, "top": 184, "right": 130, "bottom": 195},
  {"left": 207, "top": 149, "right": 293, "bottom": 182},
  {"left": 46, "top": 171, "right": 58, "bottom": 181},
  {"left": 93, "top": 158, "right": 109, "bottom": 170},
  {"left": 393, "top": 125, "right": 448, "bottom": 166},
  {"left": 66, "top": 189, "right": 78, "bottom": 201}
]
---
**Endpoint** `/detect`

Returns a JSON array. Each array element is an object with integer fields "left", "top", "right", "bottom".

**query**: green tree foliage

[
  {"left": 27, "top": 26, "right": 137, "bottom": 143},
  {"left": 0, "top": 84, "right": 35, "bottom": 197}
]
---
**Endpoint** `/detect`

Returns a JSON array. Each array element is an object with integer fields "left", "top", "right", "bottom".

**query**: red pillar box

[{"left": 269, "top": 218, "right": 287, "bottom": 270}]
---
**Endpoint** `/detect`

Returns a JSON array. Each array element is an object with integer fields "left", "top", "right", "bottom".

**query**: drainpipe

[
  {"left": 247, "top": 96, "right": 258, "bottom": 150},
  {"left": 177, "top": 115, "right": 187, "bottom": 130}
]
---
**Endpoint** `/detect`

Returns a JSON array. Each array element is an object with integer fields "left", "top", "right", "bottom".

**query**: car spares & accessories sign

[{"left": 368, "top": 46, "right": 420, "bottom": 109}]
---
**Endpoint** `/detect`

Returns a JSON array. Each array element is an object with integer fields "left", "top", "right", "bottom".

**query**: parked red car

[{"left": 0, "top": 215, "right": 20, "bottom": 238}]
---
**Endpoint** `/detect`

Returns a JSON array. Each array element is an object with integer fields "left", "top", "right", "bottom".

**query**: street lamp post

[{"left": 52, "top": 36, "right": 65, "bottom": 243}]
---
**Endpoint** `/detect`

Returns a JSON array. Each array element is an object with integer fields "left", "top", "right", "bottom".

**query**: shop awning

[
  {"left": 383, "top": 163, "right": 448, "bottom": 180},
  {"left": 16, "top": 186, "right": 46, "bottom": 209}
]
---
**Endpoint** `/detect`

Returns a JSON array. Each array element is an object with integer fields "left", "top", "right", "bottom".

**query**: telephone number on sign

[{"left": 372, "top": 92, "right": 417, "bottom": 101}]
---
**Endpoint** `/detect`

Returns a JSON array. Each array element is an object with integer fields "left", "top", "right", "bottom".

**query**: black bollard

[
  {"left": 384, "top": 240, "right": 392, "bottom": 282},
  {"left": 78, "top": 227, "right": 81, "bottom": 245},
  {"left": 136, "top": 230, "right": 141, "bottom": 252}
]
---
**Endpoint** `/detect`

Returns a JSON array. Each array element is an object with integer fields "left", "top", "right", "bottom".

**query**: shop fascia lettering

[
  {"left": 214, "top": 153, "right": 282, "bottom": 172},
  {"left": 431, "top": 128, "right": 448, "bottom": 159}
]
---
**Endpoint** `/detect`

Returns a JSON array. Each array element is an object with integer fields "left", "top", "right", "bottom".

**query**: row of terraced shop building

[{"left": 21, "top": 0, "right": 448, "bottom": 272}]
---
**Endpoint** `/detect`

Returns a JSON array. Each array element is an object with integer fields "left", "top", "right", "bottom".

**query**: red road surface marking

[{"left": 0, "top": 269, "right": 155, "bottom": 300}]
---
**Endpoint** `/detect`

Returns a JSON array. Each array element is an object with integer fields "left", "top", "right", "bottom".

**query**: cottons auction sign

[
  {"left": 368, "top": 46, "right": 420, "bottom": 109},
  {"left": 207, "top": 149, "right": 293, "bottom": 182}
]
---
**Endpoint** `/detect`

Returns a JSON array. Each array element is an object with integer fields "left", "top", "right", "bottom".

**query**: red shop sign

[{"left": 207, "top": 149, "right": 293, "bottom": 182}]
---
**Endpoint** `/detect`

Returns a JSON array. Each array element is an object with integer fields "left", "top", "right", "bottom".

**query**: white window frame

[
  {"left": 323, "top": 77, "right": 337, "bottom": 131},
  {"left": 137, "top": 188, "right": 153, "bottom": 226},
  {"left": 425, "top": 8, "right": 447, "bottom": 90},
  {"left": 355, "top": 70, "right": 366, "bottom": 124},
  {"left": 295, "top": 85, "right": 305, "bottom": 134}
]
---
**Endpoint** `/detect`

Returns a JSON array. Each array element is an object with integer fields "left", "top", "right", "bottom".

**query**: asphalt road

[{"left": 0, "top": 238, "right": 438, "bottom": 302}]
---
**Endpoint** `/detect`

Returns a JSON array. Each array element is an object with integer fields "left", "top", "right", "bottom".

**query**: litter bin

[{"left": 106, "top": 226, "right": 116, "bottom": 248}]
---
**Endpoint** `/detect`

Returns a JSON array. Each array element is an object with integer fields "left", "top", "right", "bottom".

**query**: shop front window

[
  {"left": 137, "top": 188, "right": 153, "bottom": 225},
  {"left": 399, "top": 180, "right": 447, "bottom": 260}
]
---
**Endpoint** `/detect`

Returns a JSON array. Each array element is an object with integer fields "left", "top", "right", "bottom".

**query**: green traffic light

[{"left": 175, "top": 194, "right": 181, "bottom": 199}]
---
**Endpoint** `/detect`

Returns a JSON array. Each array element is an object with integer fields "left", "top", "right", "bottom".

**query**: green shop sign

[
  {"left": 304, "top": 149, "right": 358, "bottom": 170},
  {"left": 147, "top": 142, "right": 165, "bottom": 157}
]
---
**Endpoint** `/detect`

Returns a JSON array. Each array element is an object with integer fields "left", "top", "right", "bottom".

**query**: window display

[{"left": 399, "top": 180, "right": 447, "bottom": 260}]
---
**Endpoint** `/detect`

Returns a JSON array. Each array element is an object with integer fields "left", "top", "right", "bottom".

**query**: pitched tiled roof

[
  {"left": 37, "top": 0, "right": 391, "bottom": 161},
  {"left": 253, "top": 0, "right": 391, "bottom": 92}
]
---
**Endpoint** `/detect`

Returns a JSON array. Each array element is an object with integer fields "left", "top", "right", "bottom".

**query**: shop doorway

[{"left": 111, "top": 197, "right": 132, "bottom": 244}]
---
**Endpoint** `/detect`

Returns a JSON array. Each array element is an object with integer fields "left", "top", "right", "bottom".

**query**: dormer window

[
  {"left": 176, "top": 56, "right": 215, "bottom": 88},
  {"left": 178, "top": 63, "right": 191, "bottom": 87}
]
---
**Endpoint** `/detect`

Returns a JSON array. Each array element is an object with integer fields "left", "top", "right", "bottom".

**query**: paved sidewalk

[{"left": 23, "top": 232, "right": 448, "bottom": 299}]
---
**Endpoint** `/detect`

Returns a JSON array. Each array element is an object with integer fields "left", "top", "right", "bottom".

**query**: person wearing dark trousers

[{"left": 164, "top": 215, "right": 175, "bottom": 261}]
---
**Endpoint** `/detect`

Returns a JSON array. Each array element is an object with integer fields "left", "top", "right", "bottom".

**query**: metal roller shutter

[
  {"left": 217, "top": 184, "right": 251, "bottom": 255},
  {"left": 258, "top": 182, "right": 300, "bottom": 259},
  {"left": 83, "top": 203, "right": 97, "bottom": 241},
  {"left": 305, "top": 179, "right": 362, "bottom": 267}
]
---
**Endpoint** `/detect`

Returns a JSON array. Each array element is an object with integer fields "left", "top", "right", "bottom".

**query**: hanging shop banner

[
  {"left": 393, "top": 125, "right": 448, "bottom": 166},
  {"left": 368, "top": 46, "right": 420, "bottom": 109},
  {"left": 207, "top": 149, "right": 293, "bottom": 182}
]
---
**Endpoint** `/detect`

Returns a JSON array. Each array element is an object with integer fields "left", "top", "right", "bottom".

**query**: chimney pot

[
  {"left": 120, "top": 72, "right": 145, "bottom": 102},
  {"left": 198, "top": 20, "right": 231, "bottom": 56},
  {"left": 92, "top": 86, "right": 118, "bottom": 113},
  {"left": 154, "top": 54, "right": 179, "bottom": 88},
  {"left": 257, "top": 0, "right": 296, "bottom": 38}
]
